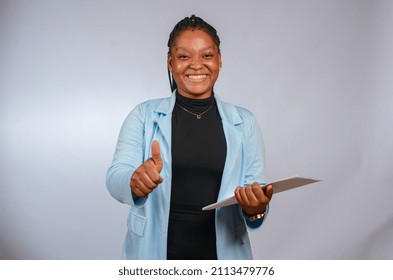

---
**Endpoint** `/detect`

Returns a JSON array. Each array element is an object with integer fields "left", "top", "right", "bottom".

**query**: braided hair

[{"left": 167, "top": 15, "right": 221, "bottom": 93}]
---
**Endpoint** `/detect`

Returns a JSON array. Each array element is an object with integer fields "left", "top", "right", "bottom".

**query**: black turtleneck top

[{"left": 167, "top": 92, "right": 227, "bottom": 260}]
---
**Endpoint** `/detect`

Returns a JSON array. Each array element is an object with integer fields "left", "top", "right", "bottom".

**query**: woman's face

[{"left": 168, "top": 29, "right": 222, "bottom": 99}]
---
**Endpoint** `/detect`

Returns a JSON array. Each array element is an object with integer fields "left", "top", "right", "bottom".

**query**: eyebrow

[{"left": 175, "top": 46, "right": 215, "bottom": 52}]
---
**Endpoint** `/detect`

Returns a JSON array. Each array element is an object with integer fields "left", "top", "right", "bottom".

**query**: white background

[{"left": 1, "top": 0, "right": 392, "bottom": 259}]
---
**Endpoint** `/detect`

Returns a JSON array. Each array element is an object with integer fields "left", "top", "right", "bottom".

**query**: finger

[
  {"left": 265, "top": 184, "right": 273, "bottom": 200},
  {"left": 138, "top": 170, "right": 159, "bottom": 190},
  {"left": 234, "top": 187, "right": 243, "bottom": 205},
  {"left": 131, "top": 179, "right": 152, "bottom": 197},
  {"left": 132, "top": 186, "right": 147, "bottom": 198},
  {"left": 255, "top": 185, "right": 274, "bottom": 206},
  {"left": 145, "top": 165, "right": 164, "bottom": 185},
  {"left": 237, "top": 187, "right": 251, "bottom": 206},
  {"left": 151, "top": 140, "right": 163, "bottom": 172},
  {"left": 245, "top": 185, "right": 261, "bottom": 205},
  {"left": 130, "top": 168, "right": 156, "bottom": 197}
]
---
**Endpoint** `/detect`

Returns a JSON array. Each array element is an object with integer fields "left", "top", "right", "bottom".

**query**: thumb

[
  {"left": 151, "top": 140, "right": 163, "bottom": 172},
  {"left": 265, "top": 184, "right": 274, "bottom": 200}
]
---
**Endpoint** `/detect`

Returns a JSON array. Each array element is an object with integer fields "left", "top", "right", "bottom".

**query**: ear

[{"left": 167, "top": 53, "right": 173, "bottom": 72}]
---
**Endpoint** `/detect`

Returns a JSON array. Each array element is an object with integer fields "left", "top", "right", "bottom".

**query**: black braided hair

[{"left": 167, "top": 15, "right": 221, "bottom": 93}]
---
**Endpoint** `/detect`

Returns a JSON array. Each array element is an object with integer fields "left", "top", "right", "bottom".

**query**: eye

[
  {"left": 203, "top": 53, "right": 214, "bottom": 59},
  {"left": 177, "top": 54, "right": 190, "bottom": 60}
]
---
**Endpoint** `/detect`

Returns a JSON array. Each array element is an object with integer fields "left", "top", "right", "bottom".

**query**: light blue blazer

[{"left": 106, "top": 93, "right": 268, "bottom": 259}]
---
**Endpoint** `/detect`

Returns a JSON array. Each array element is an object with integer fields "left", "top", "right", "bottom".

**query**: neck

[
  {"left": 176, "top": 90, "right": 212, "bottom": 100},
  {"left": 175, "top": 91, "right": 214, "bottom": 111}
]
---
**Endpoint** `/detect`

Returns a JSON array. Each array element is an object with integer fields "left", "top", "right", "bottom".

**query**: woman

[{"left": 106, "top": 15, "right": 273, "bottom": 260}]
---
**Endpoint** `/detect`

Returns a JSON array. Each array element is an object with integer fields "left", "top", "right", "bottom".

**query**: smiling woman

[
  {"left": 167, "top": 29, "right": 222, "bottom": 99},
  {"left": 106, "top": 15, "right": 273, "bottom": 260}
]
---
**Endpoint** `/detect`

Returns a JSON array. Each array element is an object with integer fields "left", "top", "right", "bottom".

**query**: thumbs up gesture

[{"left": 130, "top": 140, "right": 164, "bottom": 198}]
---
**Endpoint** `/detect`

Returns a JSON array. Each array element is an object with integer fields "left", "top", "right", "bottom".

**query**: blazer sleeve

[
  {"left": 106, "top": 104, "right": 147, "bottom": 206},
  {"left": 240, "top": 109, "right": 269, "bottom": 229},
  {"left": 243, "top": 111, "right": 266, "bottom": 185}
]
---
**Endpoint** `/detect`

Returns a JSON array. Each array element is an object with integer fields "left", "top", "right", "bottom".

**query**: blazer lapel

[
  {"left": 154, "top": 94, "right": 176, "bottom": 147},
  {"left": 215, "top": 96, "right": 244, "bottom": 201}
]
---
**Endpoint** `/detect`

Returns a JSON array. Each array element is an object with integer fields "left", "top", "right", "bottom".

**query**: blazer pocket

[
  {"left": 237, "top": 222, "right": 250, "bottom": 245},
  {"left": 127, "top": 210, "right": 146, "bottom": 237}
]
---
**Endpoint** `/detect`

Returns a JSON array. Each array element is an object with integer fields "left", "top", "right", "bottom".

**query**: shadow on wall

[
  {"left": 0, "top": 242, "right": 18, "bottom": 260},
  {"left": 361, "top": 215, "right": 393, "bottom": 259}
]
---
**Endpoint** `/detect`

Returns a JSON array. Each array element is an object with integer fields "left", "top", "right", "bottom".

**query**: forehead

[{"left": 172, "top": 29, "right": 218, "bottom": 51}]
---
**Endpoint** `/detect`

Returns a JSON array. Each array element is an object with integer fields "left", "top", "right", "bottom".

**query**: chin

[{"left": 183, "top": 90, "right": 212, "bottom": 98}]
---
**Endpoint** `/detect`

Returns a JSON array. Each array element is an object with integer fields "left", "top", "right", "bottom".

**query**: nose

[{"left": 189, "top": 57, "right": 203, "bottom": 70}]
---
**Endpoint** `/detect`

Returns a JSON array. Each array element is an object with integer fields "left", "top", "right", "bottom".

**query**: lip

[{"left": 185, "top": 74, "right": 209, "bottom": 82}]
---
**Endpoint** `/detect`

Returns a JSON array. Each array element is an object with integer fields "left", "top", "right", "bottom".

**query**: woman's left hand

[{"left": 235, "top": 182, "right": 273, "bottom": 215}]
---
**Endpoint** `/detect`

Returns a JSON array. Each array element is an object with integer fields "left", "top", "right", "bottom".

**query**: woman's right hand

[{"left": 130, "top": 140, "right": 164, "bottom": 198}]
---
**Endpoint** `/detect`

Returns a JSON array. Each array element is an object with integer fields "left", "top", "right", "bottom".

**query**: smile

[{"left": 187, "top": 74, "right": 207, "bottom": 80}]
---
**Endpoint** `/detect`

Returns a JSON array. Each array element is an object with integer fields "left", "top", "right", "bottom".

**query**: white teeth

[{"left": 188, "top": 75, "right": 207, "bottom": 80}]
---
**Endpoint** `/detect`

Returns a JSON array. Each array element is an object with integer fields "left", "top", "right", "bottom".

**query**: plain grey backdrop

[{"left": 1, "top": 0, "right": 392, "bottom": 259}]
